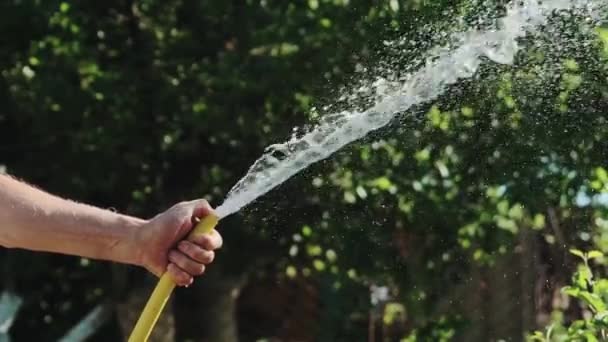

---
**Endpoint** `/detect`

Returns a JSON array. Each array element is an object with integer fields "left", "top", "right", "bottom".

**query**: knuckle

[
  {"left": 179, "top": 241, "right": 191, "bottom": 253},
  {"left": 193, "top": 236, "right": 210, "bottom": 249},
  {"left": 177, "top": 202, "right": 194, "bottom": 214},
  {"left": 200, "top": 235, "right": 212, "bottom": 246},
  {"left": 203, "top": 251, "right": 215, "bottom": 264},
  {"left": 182, "top": 259, "right": 201, "bottom": 275},
  {"left": 169, "top": 201, "right": 189, "bottom": 213},
  {"left": 193, "top": 249, "right": 205, "bottom": 261},
  {"left": 165, "top": 213, "right": 184, "bottom": 229},
  {"left": 188, "top": 264, "right": 203, "bottom": 276},
  {"left": 188, "top": 234, "right": 202, "bottom": 244},
  {"left": 201, "top": 236, "right": 216, "bottom": 249}
]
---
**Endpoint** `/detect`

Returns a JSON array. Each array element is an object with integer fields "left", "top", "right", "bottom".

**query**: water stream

[{"left": 215, "top": 0, "right": 605, "bottom": 219}]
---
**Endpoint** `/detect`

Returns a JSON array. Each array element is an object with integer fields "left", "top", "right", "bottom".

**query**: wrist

[{"left": 115, "top": 214, "right": 147, "bottom": 267}]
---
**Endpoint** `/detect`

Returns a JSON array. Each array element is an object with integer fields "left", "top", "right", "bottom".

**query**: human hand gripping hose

[{"left": 128, "top": 214, "right": 219, "bottom": 342}]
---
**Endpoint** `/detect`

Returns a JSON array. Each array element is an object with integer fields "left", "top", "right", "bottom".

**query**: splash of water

[{"left": 215, "top": 0, "right": 605, "bottom": 219}]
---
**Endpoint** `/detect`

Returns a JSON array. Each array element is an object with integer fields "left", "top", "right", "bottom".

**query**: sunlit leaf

[
  {"left": 588, "top": 251, "right": 604, "bottom": 260},
  {"left": 570, "top": 249, "right": 585, "bottom": 259}
]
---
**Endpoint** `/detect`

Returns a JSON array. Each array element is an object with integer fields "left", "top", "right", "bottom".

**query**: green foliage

[
  {"left": 529, "top": 250, "right": 608, "bottom": 342},
  {"left": 402, "top": 315, "right": 460, "bottom": 342},
  {"left": 0, "top": 0, "right": 607, "bottom": 340}
]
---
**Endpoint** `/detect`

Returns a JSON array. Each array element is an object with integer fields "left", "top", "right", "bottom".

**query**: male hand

[{"left": 135, "top": 200, "right": 222, "bottom": 286}]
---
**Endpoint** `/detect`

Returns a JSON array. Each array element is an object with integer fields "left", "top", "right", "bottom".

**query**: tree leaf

[
  {"left": 570, "top": 249, "right": 586, "bottom": 259},
  {"left": 588, "top": 251, "right": 604, "bottom": 260}
]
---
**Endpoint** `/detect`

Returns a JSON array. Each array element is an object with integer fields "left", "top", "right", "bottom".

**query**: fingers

[
  {"left": 169, "top": 229, "right": 221, "bottom": 287},
  {"left": 161, "top": 199, "right": 221, "bottom": 287},
  {"left": 167, "top": 245, "right": 213, "bottom": 287},
  {"left": 178, "top": 241, "right": 215, "bottom": 264},
  {"left": 189, "top": 229, "right": 223, "bottom": 250},
  {"left": 167, "top": 264, "right": 193, "bottom": 287},
  {"left": 168, "top": 250, "right": 206, "bottom": 277}
]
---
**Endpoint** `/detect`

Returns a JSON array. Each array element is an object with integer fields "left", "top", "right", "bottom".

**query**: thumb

[
  {"left": 188, "top": 199, "right": 215, "bottom": 221},
  {"left": 175, "top": 199, "right": 215, "bottom": 238}
]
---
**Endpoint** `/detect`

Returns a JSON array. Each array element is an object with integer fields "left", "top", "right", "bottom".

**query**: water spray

[{"left": 127, "top": 0, "right": 605, "bottom": 339}]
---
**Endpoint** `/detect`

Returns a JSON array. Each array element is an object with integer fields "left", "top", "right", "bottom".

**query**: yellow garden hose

[{"left": 128, "top": 214, "right": 219, "bottom": 342}]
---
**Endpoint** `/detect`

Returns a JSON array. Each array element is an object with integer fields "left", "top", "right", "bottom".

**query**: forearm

[{"left": 0, "top": 174, "right": 144, "bottom": 265}]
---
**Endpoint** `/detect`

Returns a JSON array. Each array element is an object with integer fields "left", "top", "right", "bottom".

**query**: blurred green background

[{"left": 1, "top": 0, "right": 608, "bottom": 341}]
